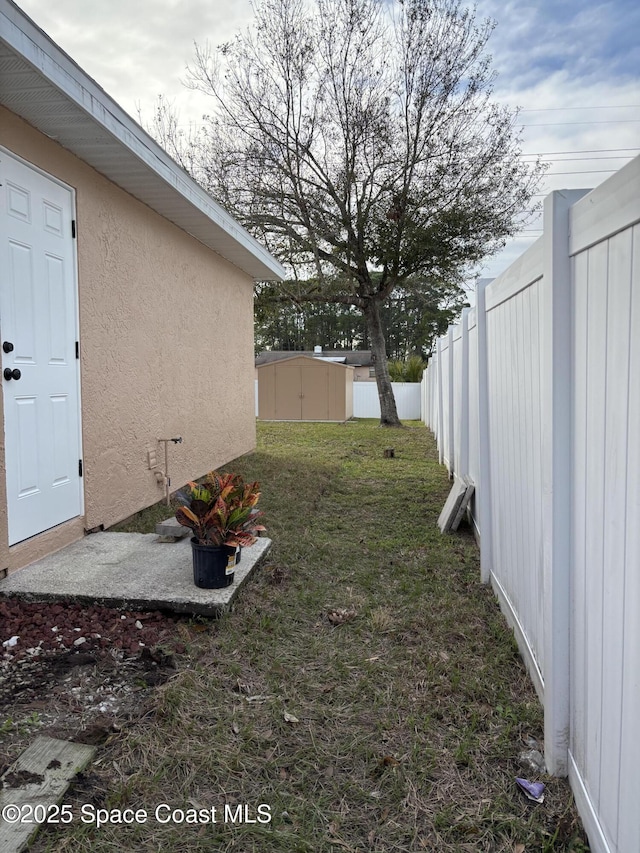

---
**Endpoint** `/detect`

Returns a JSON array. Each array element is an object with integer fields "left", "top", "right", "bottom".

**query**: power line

[
  {"left": 545, "top": 169, "right": 618, "bottom": 176},
  {"left": 521, "top": 155, "right": 635, "bottom": 163},
  {"left": 519, "top": 105, "right": 640, "bottom": 112},
  {"left": 520, "top": 119, "right": 640, "bottom": 127},
  {"left": 521, "top": 147, "right": 640, "bottom": 156}
]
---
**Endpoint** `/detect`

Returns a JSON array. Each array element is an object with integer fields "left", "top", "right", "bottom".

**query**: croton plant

[{"left": 175, "top": 471, "right": 265, "bottom": 547}]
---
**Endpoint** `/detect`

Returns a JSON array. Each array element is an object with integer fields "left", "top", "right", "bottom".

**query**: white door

[{"left": 0, "top": 149, "right": 82, "bottom": 545}]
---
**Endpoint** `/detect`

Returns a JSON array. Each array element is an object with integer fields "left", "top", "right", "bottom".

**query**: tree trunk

[{"left": 364, "top": 298, "right": 402, "bottom": 427}]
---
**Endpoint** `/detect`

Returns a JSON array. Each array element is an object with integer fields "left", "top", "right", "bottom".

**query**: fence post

[
  {"left": 430, "top": 355, "right": 438, "bottom": 432},
  {"left": 459, "top": 308, "right": 470, "bottom": 479},
  {"left": 447, "top": 325, "right": 455, "bottom": 476},
  {"left": 476, "top": 281, "right": 493, "bottom": 584},
  {"left": 541, "top": 189, "right": 588, "bottom": 776},
  {"left": 436, "top": 338, "right": 445, "bottom": 465}
]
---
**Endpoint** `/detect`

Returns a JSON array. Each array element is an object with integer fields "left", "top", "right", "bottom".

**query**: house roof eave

[{"left": 0, "top": 0, "right": 285, "bottom": 282}]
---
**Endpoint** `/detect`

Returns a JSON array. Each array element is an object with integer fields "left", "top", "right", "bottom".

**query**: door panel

[
  {"left": 15, "top": 396, "right": 39, "bottom": 496},
  {"left": 1, "top": 150, "right": 82, "bottom": 544},
  {"left": 46, "top": 254, "right": 69, "bottom": 361},
  {"left": 301, "top": 366, "right": 330, "bottom": 420},
  {"left": 275, "top": 365, "right": 302, "bottom": 419},
  {"left": 9, "top": 241, "right": 36, "bottom": 361}
]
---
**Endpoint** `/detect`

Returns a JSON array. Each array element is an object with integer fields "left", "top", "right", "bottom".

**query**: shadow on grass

[{"left": 38, "top": 422, "right": 588, "bottom": 853}]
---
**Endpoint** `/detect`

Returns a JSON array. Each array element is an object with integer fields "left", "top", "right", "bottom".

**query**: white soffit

[{"left": 0, "top": 0, "right": 285, "bottom": 281}]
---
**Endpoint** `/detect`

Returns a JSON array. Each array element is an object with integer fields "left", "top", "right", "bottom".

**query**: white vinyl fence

[
  {"left": 423, "top": 155, "right": 640, "bottom": 853},
  {"left": 255, "top": 379, "right": 422, "bottom": 420},
  {"left": 353, "top": 381, "right": 422, "bottom": 419}
]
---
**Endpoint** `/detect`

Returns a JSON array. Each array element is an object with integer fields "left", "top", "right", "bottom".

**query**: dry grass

[{"left": 32, "top": 421, "right": 588, "bottom": 852}]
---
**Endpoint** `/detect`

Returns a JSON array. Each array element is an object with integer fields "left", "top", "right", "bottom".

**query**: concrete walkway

[{"left": 0, "top": 532, "right": 272, "bottom": 617}]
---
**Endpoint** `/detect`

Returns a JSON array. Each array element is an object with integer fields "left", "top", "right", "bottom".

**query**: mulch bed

[{"left": 0, "top": 597, "right": 182, "bottom": 771}]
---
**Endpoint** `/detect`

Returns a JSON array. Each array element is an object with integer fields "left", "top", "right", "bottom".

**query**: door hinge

[
  {"left": 79, "top": 459, "right": 83, "bottom": 477},
  {"left": 75, "top": 341, "right": 79, "bottom": 359},
  {"left": 71, "top": 219, "right": 76, "bottom": 238}
]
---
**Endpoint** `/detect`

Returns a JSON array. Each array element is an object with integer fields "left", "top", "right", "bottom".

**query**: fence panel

[
  {"left": 423, "top": 351, "right": 440, "bottom": 433},
  {"left": 426, "top": 155, "right": 640, "bottom": 853},
  {"left": 439, "top": 335, "right": 452, "bottom": 471},
  {"left": 352, "top": 381, "right": 422, "bottom": 420},
  {"left": 485, "top": 246, "right": 545, "bottom": 696},
  {"left": 568, "top": 179, "right": 640, "bottom": 853},
  {"left": 467, "top": 309, "right": 479, "bottom": 536},
  {"left": 452, "top": 325, "right": 463, "bottom": 475},
  {"left": 430, "top": 359, "right": 438, "bottom": 434}
]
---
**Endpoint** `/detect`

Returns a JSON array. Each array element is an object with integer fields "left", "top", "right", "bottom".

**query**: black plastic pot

[{"left": 191, "top": 539, "right": 236, "bottom": 588}]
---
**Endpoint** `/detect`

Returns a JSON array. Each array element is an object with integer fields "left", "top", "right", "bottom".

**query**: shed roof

[
  {"left": 256, "top": 350, "right": 374, "bottom": 367},
  {"left": 256, "top": 354, "right": 355, "bottom": 371},
  {"left": 0, "top": 0, "right": 285, "bottom": 282}
]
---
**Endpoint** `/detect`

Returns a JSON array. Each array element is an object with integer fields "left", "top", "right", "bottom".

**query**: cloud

[
  {"left": 469, "top": 0, "right": 640, "bottom": 277},
  {"left": 478, "top": 0, "right": 640, "bottom": 89},
  {"left": 17, "top": 0, "right": 254, "bottom": 119},
  {"left": 14, "top": 0, "right": 640, "bottom": 281}
]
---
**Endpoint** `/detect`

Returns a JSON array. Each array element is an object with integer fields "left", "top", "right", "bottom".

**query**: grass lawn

[{"left": 35, "top": 421, "right": 587, "bottom": 851}]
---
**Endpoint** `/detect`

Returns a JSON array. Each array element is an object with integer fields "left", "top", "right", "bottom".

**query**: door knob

[
  {"left": 2, "top": 341, "right": 14, "bottom": 353},
  {"left": 3, "top": 368, "right": 21, "bottom": 381}
]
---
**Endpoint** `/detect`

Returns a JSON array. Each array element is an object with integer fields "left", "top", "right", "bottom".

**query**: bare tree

[{"left": 162, "top": 0, "right": 544, "bottom": 425}]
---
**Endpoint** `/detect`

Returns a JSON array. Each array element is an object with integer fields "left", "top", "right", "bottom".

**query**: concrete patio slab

[{"left": 0, "top": 533, "right": 272, "bottom": 617}]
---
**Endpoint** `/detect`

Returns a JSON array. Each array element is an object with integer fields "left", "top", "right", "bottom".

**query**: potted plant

[{"left": 175, "top": 471, "right": 265, "bottom": 589}]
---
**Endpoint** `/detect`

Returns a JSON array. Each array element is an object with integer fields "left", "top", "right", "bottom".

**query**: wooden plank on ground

[
  {"left": 437, "top": 474, "right": 474, "bottom": 533},
  {"left": 451, "top": 478, "right": 475, "bottom": 531},
  {"left": 0, "top": 736, "right": 95, "bottom": 853}
]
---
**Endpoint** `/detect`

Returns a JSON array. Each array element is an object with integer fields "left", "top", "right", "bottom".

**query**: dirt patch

[
  {"left": 0, "top": 597, "right": 183, "bottom": 775},
  {"left": 4, "top": 768, "right": 44, "bottom": 787}
]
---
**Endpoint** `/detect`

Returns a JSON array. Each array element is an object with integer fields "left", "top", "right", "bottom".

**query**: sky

[{"left": 14, "top": 0, "right": 640, "bottom": 283}]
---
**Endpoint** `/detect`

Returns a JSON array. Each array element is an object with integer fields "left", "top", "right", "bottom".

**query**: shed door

[
  {"left": 273, "top": 363, "right": 332, "bottom": 420},
  {"left": 275, "top": 364, "right": 303, "bottom": 419},
  {"left": 0, "top": 150, "right": 82, "bottom": 545},
  {"left": 301, "top": 365, "right": 330, "bottom": 420}
]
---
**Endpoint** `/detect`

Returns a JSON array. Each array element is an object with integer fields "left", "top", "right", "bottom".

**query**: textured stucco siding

[{"left": 0, "top": 107, "right": 256, "bottom": 571}]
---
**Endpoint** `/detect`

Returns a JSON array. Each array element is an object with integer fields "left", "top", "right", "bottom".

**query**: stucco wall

[
  {"left": 353, "top": 366, "right": 373, "bottom": 381},
  {"left": 0, "top": 107, "right": 257, "bottom": 570}
]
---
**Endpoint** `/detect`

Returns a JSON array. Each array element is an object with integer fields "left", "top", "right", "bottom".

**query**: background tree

[
  {"left": 254, "top": 284, "right": 365, "bottom": 351},
  {"left": 157, "top": 0, "right": 544, "bottom": 425},
  {"left": 255, "top": 274, "right": 468, "bottom": 358}
]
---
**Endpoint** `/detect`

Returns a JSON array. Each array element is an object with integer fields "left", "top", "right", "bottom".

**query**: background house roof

[
  {"left": 256, "top": 350, "right": 374, "bottom": 367},
  {"left": 0, "top": 0, "right": 285, "bottom": 282}
]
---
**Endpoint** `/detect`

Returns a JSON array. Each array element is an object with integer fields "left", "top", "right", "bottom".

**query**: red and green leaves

[{"left": 175, "top": 471, "right": 265, "bottom": 547}]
